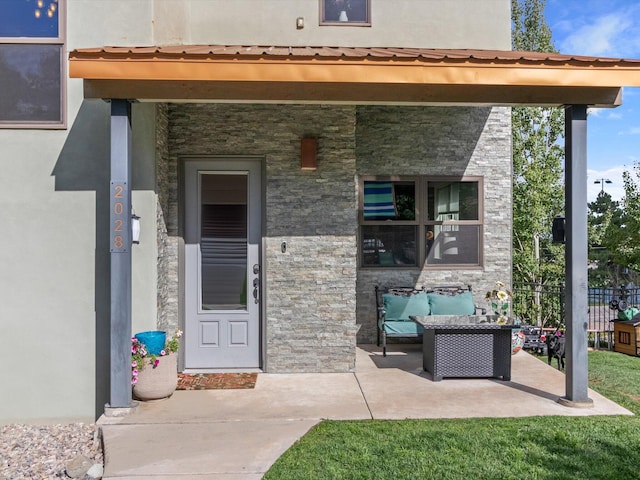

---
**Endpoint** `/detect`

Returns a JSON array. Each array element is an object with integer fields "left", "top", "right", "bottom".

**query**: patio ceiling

[{"left": 69, "top": 46, "right": 640, "bottom": 107}]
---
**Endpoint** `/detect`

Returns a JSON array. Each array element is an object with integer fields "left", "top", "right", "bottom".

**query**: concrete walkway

[{"left": 98, "top": 345, "right": 632, "bottom": 479}]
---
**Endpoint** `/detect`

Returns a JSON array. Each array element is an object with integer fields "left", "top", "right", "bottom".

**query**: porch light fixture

[
  {"left": 301, "top": 137, "right": 318, "bottom": 170},
  {"left": 131, "top": 212, "right": 141, "bottom": 244},
  {"left": 552, "top": 215, "right": 565, "bottom": 244}
]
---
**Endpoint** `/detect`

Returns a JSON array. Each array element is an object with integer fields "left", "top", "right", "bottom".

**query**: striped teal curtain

[{"left": 364, "top": 181, "right": 396, "bottom": 219}]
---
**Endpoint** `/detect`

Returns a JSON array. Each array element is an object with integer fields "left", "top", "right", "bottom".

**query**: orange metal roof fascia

[{"left": 68, "top": 56, "right": 640, "bottom": 88}]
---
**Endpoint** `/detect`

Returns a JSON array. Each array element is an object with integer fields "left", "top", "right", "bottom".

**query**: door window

[{"left": 200, "top": 173, "right": 248, "bottom": 310}]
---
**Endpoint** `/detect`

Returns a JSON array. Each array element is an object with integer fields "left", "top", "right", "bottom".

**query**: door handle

[
  {"left": 252, "top": 265, "right": 260, "bottom": 303},
  {"left": 252, "top": 276, "right": 260, "bottom": 304},
  {"left": 252, "top": 283, "right": 259, "bottom": 304}
]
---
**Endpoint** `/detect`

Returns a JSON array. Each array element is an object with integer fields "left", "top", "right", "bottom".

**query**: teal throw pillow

[
  {"left": 428, "top": 291, "right": 475, "bottom": 315},
  {"left": 383, "top": 292, "right": 430, "bottom": 321}
]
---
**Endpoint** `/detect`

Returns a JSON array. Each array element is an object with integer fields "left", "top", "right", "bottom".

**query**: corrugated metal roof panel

[{"left": 69, "top": 45, "right": 640, "bottom": 65}]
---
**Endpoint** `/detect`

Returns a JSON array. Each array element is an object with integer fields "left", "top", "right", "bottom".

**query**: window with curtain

[{"left": 360, "top": 176, "right": 483, "bottom": 268}]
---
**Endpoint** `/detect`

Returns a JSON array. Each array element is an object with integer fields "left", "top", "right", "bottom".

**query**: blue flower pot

[{"left": 135, "top": 331, "right": 166, "bottom": 355}]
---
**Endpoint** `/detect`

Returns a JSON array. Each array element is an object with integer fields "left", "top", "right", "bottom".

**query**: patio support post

[
  {"left": 106, "top": 99, "right": 137, "bottom": 412},
  {"left": 560, "top": 104, "right": 593, "bottom": 407}
]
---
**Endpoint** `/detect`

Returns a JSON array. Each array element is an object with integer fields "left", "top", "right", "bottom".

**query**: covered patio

[
  {"left": 97, "top": 346, "right": 630, "bottom": 478},
  {"left": 68, "top": 45, "right": 640, "bottom": 414}
]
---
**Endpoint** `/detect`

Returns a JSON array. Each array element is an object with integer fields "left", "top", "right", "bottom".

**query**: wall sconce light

[
  {"left": 296, "top": 17, "right": 304, "bottom": 29},
  {"left": 552, "top": 215, "right": 565, "bottom": 244},
  {"left": 131, "top": 212, "right": 141, "bottom": 244},
  {"left": 301, "top": 137, "right": 318, "bottom": 171}
]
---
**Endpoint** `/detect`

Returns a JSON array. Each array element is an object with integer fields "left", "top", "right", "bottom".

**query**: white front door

[{"left": 184, "top": 159, "right": 262, "bottom": 369}]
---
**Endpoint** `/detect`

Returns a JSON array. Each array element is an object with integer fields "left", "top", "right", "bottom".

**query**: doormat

[{"left": 177, "top": 372, "right": 258, "bottom": 390}]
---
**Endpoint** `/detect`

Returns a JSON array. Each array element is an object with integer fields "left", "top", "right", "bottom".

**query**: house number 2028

[{"left": 110, "top": 181, "right": 128, "bottom": 252}]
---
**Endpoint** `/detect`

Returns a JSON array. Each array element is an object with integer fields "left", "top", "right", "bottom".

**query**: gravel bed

[{"left": 0, "top": 423, "right": 103, "bottom": 479}]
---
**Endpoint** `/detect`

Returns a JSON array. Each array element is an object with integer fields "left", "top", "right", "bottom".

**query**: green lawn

[{"left": 264, "top": 351, "right": 640, "bottom": 480}]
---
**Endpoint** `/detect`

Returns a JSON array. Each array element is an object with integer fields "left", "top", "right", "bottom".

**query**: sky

[{"left": 544, "top": 0, "right": 640, "bottom": 203}]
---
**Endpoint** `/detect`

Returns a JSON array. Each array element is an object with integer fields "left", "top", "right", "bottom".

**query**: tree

[
  {"left": 603, "top": 163, "right": 640, "bottom": 281},
  {"left": 587, "top": 191, "right": 624, "bottom": 286},
  {"left": 511, "top": 0, "right": 565, "bottom": 289}
]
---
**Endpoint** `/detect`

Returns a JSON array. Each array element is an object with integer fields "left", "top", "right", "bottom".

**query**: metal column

[
  {"left": 561, "top": 105, "right": 593, "bottom": 407},
  {"left": 107, "top": 100, "right": 136, "bottom": 410}
]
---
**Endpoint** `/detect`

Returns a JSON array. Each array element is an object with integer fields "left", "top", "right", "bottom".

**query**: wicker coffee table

[{"left": 411, "top": 315, "right": 517, "bottom": 381}]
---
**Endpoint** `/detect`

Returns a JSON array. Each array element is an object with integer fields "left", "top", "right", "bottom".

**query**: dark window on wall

[
  {"left": 360, "top": 176, "right": 483, "bottom": 268},
  {"left": 320, "top": 0, "right": 371, "bottom": 25},
  {"left": 0, "top": 0, "right": 65, "bottom": 128},
  {"left": 425, "top": 180, "right": 481, "bottom": 265},
  {"left": 361, "top": 179, "right": 418, "bottom": 266}
]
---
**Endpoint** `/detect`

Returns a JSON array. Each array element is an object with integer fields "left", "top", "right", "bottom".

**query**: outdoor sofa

[{"left": 375, "top": 284, "right": 486, "bottom": 357}]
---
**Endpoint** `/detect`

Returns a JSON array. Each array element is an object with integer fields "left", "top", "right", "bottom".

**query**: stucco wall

[
  {"left": 67, "top": 0, "right": 512, "bottom": 50},
  {"left": 132, "top": 105, "right": 160, "bottom": 336},
  {"left": 151, "top": 0, "right": 511, "bottom": 49},
  {"left": 355, "top": 106, "right": 513, "bottom": 343},
  {"left": 0, "top": 0, "right": 511, "bottom": 421},
  {"left": 0, "top": 1, "right": 159, "bottom": 423}
]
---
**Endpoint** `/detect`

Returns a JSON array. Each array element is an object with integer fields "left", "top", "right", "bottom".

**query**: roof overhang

[{"left": 69, "top": 46, "right": 640, "bottom": 107}]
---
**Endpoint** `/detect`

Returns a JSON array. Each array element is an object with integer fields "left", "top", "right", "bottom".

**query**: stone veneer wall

[
  {"left": 355, "top": 106, "right": 513, "bottom": 344},
  {"left": 155, "top": 103, "right": 179, "bottom": 334},
  {"left": 157, "top": 103, "right": 511, "bottom": 367},
  {"left": 165, "top": 104, "right": 358, "bottom": 372}
]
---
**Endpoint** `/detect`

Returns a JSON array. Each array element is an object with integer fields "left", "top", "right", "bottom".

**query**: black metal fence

[
  {"left": 587, "top": 286, "right": 640, "bottom": 332},
  {"left": 512, "top": 283, "right": 565, "bottom": 329},
  {"left": 512, "top": 283, "right": 640, "bottom": 333}
]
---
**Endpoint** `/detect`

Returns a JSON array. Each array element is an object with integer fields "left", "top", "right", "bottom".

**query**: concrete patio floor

[{"left": 98, "top": 345, "right": 632, "bottom": 479}]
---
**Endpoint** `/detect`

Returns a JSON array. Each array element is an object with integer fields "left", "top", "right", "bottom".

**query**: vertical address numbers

[{"left": 110, "top": 181, "right": 128, "bottom": 253}]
